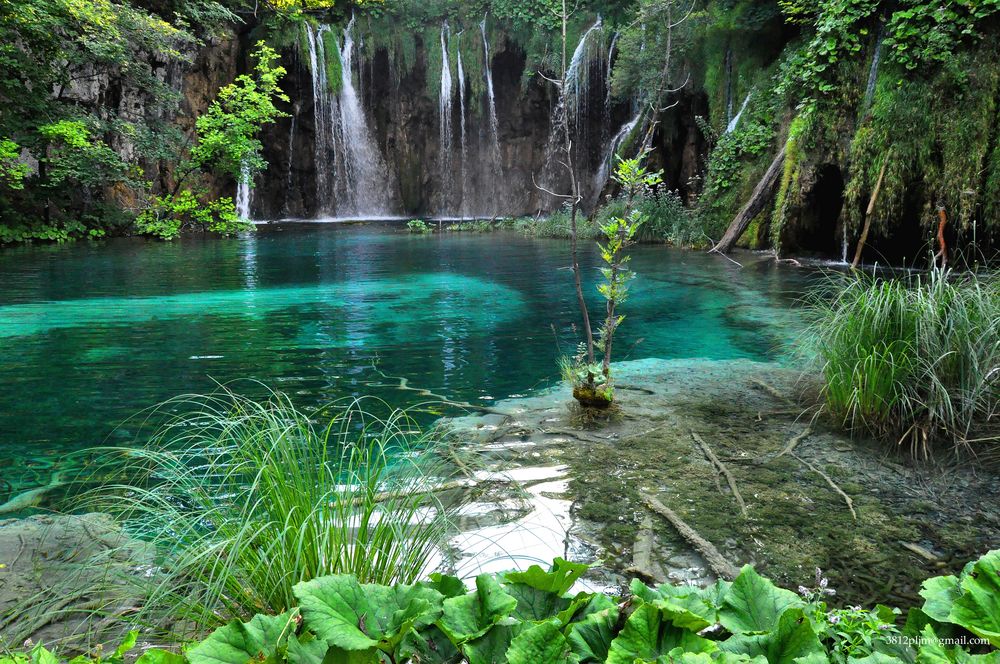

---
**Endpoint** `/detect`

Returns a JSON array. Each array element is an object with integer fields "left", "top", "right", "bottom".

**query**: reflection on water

[{"left": 0, "top": 223, "right": 818, "bottom": 491}]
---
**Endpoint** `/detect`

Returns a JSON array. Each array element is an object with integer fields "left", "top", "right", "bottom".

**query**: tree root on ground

[
  {"left": 641, "top": 492, "right": 741, "bottom": 579},
  {"left": 691, "top": 432, "right": 747, "bottom": 517},
  {"left": 792, "top": 453, "right": 858, "bottom": 520}
]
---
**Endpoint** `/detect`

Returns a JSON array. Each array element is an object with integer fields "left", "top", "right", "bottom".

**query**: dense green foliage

[
  {"left": 5, "top": 551, "right": 998, "bottom": 663},
  {"left": 805, "top": 269, "right": 999, "bottom": 459},
  {"left": 0, "top": 0, "right": 286, "bottom": 243},
  {"left": 66, "top": 392, "right": 457, "bottom": 638}
]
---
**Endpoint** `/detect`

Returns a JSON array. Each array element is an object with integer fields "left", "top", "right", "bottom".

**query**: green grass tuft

[
  {"left": 804, "top": 269, "right": 999, "bottom": 459},
  {"left": 72, "top": 390, "right": 459, "bottom": 636}
]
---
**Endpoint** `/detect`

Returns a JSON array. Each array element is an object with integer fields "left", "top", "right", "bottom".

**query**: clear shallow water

[{"left": 0, "top": 223, "right": 818, "bottom": 494}]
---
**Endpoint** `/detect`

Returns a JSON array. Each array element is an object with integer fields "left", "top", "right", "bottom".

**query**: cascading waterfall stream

[
  {"left": 862, "top": 25, "right": 885, "bottom": 113},
  {"left": 456, "top": 33, "right": 469, "bottom": 217},
  {"left": 540, "top": 16, "right": 604, "bottom": 205},
  {"left": 590, "top": 110, "right": 640, "bottom": 207},
  {"left": 480, "top": 17, "right": 502, "bottom": 214},
  {"left": 438, "top": 21, "right": 455, "bottom": 211},
  {"left": 726, "top": 91, "right": 752, "bottom": 134},
  {"left": 304, "top": 18, "right": 393, "bottom": 217},
  {"left": 564, "top": 17, "right": 603, "bottom": 135},
  {"left": 334, "top": 17, "right": 393, "bottom": 216},
  {"left": 284, "top": 107, "right": 297, "bottom": 215},
  {"left": 236, "top": 161, "right": 252, "bottom": 220},
  {"left": 304, "top": 24, "right": 333, "bottom": 209}
]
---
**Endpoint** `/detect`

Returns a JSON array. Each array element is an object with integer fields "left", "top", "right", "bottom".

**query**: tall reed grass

[
  {"left": 804, "top": 269, "right": 999, "bottom": 459},
  {"left": 73, "top": 391, "right": 458, "bottom": 635}
]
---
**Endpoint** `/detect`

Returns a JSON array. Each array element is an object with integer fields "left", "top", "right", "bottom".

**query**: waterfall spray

[
  {"left": 862, "top": 24, "right": 885, "bottom": 113},
  {"left": 304, "top": 24, "right": 332, "bottom": 209},
  {"left": 564, "top": 16, "right": 603, "bottom": 133},
  {"left": 284, "top": 108, "right": 297, "bottom": 215},
  {"left": 236, "top": 161, "right": 252, "bottom": 220},
  {"left": 726, "top": 91, "right": 751, "bottom": 134},
  {"left": 480, "top": 17, "right": 502, "bottom": 214},
  {"left": 456, "top": 33, "right": 468, "bottom": 216},
  {"left": 438, "top": 21, "right": 454, "bottom": 211}
]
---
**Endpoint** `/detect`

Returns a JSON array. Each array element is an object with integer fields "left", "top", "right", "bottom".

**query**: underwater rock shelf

[{"left": 440, "top": 357, "right": 1000, "bottom": 608}]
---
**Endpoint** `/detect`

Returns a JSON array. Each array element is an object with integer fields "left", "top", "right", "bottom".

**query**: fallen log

[
  {"left": 642, "top": 493, "right": 741, "bottom": 579},
  {"left": 691, "top": 432, "right": 747, "bottom": 517},
  {"left": 851, "top": 152, "right": 890, "bottom": 268},
  {"left": 710, "top": 145, "right": 787, "bottom": 255}
]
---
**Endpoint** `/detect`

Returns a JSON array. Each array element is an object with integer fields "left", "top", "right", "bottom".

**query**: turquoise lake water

[{"left": 0, "top": 223, "right": 818, "bottom": 495}]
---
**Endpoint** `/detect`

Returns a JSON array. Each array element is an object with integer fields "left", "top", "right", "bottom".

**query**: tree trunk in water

[
  {"left": 710, "top": 145, "right": 787, "bottom": 255},
  {"left": 850, "top": 152, "right": 890, "bottom": 269}
]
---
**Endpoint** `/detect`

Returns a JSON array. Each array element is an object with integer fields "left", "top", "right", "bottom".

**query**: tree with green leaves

[{"left": 137, "top": 42, "right": 289, "bottom": 239}]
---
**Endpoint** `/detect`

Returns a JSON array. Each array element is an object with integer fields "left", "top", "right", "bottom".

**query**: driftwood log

[
  {"left": 642, "top": 493, "right": 741, "bottom": 579},
  {"left": 851, "top": 152, "right": 890, "bottom": 268},
  {"left": 710, "top": 145, "right": 787, "bottom": 255}
]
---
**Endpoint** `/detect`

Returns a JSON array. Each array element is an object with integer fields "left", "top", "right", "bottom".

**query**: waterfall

[
  {"left": 725, "top": 91, "right": 751, "bottom": 134},
  {"left": 304, "top": 24, "right": 333, "bottom": 208},
  {"left": 605, "top": 30, "right": 619, "bottom": 109},
  {"left": 862, "top": 25, "right": 884, "bottom": 113},
  {"left": 284, "top": 108, "right": 297, "bottom": 215},
  {"left": 304, "top": 19, "right": 393, "bottom": 217},
  {"left": 564, "top": 17, "right": 603, "bottom": 132},
  {"left": 841, "top": 224, "right": 849, "bottom": 264},
  {"left": 590, "top": 110, "right": 640, "bottom": 206},
  {"left": 541, "top": 16, "right": 604, "bottom": 205},
  {"left": 480, "top": 21, "right": 502, "bottom": 169},
  {"left": 456, "top": 34, "right": 468, "bottom": 216},
  {"left": 438, "top": 21, "right": 454, "bottom": 211},
  {"left": 236, "top": 161, "right": 252, "bottom": 220},
  {"left": 333, "top": 17, "right": 392, "bottom": 216},
  {"left": 480, "top": 17, "right": 502, "bottom": 216}
]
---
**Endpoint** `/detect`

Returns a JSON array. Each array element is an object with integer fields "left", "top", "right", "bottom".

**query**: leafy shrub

[
  {"left": 9, "top": 550, "right": 998, "bottom": 663},
  {"left": 406, "top": 219, "right": 432, "bottom": 233},
  {"left": 70, "top": 392, "right": 458, "bottom": 636},
  {"left": 804, "top": 269, "right": 999, "bottom": 458},
  {"left": 136, "top": 190, "right": 251, "bottom": 240}
]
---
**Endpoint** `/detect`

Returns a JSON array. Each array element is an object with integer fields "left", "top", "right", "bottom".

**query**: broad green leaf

[
  {"left": 720, "top": 566, "right": 803, "bottom": 634},
  {"left": 188, "top": 611, "right": 297, "bottom": 664},
  {"left": 507, "top": 621, "right": 578, "bottom": 664},
  {"left": 294, "top": 575, "right": 444, "bottom": 653},
  {"left": 319, "top": 646, "right": 380, "bottom": 664},
  {"left": 720, "top": 608, "right": 825, "bottom": 664},
  {"left": 629, "top": 579, "right": 719, "bottom": 624},
  {"left": 920, "top": 576, "right": 962, "bottom": 623},
  {"left": 397, "top": 625, "right": 462, "bottom": 664},
  {"left": 557, "top": 592, "right": 616, "bottom": 627},
  {"left": 462, "top": 624, "right": 521, "bottom": 664},
  {"left": 948, "top": 550, "right": 1000, "bottom": 647},
  {"left": 914, "top": 624, "right": 998, "bottom": 663},
  {"left": 438, "top": 574, "right": 518, "bottom": 644},
  {"left": 502, "top": 559, "right": 589, "bottom": 621},
  {"left": 429, "top": 573, "right": 468, "bottom": 599},
  {"left": 502, "top": 558, "right": 589, "bottom": 595},
  {"left": 112, "top": 631, "right": 139, "bottom": 661},
  {"left": 286, "top": 633, "right": 328, "bottom": 664},
  {"left": 135, "top": 651, "right": 186, "bottom": 664},
  {"left": 606, "top": 603, "right": 717, "bottom": 664},
  {"left": 849, "top": 654, "right": 906, "bottom": 663},
  {"left": 29, "top": 647, "right": 58, "bottom": 664},
  {"left": 566, "top": 606, "right": 620, "bottom": 663}
]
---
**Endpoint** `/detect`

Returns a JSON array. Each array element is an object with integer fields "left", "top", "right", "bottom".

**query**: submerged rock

[
  {"left": 439, "top": 357, "right": 1000, "bottom": 607},
  {"left": 0, "top": 513, "right": 154, "bottom": 650}
]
